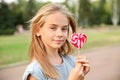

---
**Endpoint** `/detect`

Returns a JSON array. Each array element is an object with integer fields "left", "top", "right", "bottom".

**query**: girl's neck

[
  {"left": 46, "top": 47, "right": 63, "bottom": 65},
  {"left": 48, "top": 54, "right": 63, "bottom": 65},
  {"left": 47, "top": 49, "right": 60, "bottom": 59},
  {"left": 46, "top": 46, "right": 59, "bottom": 57}
]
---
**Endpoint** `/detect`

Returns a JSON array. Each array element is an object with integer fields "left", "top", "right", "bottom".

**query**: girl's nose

[{"left": 56, "top": 30, "right": 63, "bottom": 38}]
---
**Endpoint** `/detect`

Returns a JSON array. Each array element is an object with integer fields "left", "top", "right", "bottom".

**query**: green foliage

[
  {"left": 0, "top": 1, "right": 16, "bottom": 35},
  {"left": 78, "top": 0, "right": 92, "bottom": 27},
  {"left": 0, "top": 29, "right": 15, "bottom": 35},
  {"left": 90, "top": 0, "right": 112, "bottom": 25},
  {"left": 10, "top": 0, "right": 28, "bottom": 29},
  {"left": 0, "top": 0, "right": 120, "bottom": 35},
  {"left": 63, "top": 0, "right": 76, "bottom": 15},
  {"left": 116, "top": 0, "right": 120, "bottom": 24},
  {"left": 25, "top": 0, "right": 37, "bottom": 21}
]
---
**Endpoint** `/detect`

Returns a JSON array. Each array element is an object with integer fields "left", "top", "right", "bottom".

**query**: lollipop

[{"left": 70, "top": 33, "right": 87, "bottom": 49}]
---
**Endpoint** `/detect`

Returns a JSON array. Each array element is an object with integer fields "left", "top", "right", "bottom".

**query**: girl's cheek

[
  {"left": 64, "top": 31, "right": 68, "bottom": 35},
  {"left": 64, "top": 32, "right": 68, "bottom": 38}
]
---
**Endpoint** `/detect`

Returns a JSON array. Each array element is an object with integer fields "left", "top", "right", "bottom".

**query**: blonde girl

[{"left": 23, "top": 3, "right": 90, "bottom": 80}]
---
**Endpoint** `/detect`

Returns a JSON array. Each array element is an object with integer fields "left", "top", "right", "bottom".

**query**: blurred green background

[{"left": 0, "top": 0, "right": 120, "bottom": 67}]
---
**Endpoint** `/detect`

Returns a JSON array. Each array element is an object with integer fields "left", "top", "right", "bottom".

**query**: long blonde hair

[{"left": 28, "top": 3, "right": 77, "bottom": 79}]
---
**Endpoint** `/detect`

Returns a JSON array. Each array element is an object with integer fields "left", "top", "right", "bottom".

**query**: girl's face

[{"left": 37, "top": 11, "right": 69, "bottom": 50}]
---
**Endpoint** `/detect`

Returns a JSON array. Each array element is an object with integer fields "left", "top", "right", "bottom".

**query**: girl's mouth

[{"left": 54, "top": 40, "right": 64, "bottom": 43}]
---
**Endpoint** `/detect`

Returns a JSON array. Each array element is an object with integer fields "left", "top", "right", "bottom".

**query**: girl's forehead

[{"left": 44, "top": 12, "right": 69, "bottom": 25}]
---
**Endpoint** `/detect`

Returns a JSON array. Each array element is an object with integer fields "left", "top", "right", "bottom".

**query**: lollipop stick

[{"left": 77, "top": 48, "right": 79, "bottom": 55}]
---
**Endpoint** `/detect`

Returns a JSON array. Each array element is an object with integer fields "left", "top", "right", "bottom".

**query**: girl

[{"left": 23, "top": 3, "right": 90, "bottom": 80}]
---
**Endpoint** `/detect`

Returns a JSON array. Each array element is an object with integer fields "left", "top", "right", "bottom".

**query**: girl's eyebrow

[
  {"left": 49, "top": 24, "right": 69, "bottom": 27},
  {"left": 49, "top": 24, "right": 58, "bottom": 26}
]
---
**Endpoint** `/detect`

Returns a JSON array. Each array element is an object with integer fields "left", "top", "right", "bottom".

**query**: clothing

[{"left": 23, "top": 55, "right": 76, "bottom": 80}]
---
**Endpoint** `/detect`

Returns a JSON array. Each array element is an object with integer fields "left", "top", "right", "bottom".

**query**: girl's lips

[{"left": 54, "top": 40, "right": 64, "bottom": 43}]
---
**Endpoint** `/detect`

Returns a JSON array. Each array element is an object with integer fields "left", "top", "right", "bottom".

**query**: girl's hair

[{"left": 28, "top": 3, "right": 77, "bottom": 79}]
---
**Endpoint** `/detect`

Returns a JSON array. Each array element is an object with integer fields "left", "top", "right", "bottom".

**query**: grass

[
  {"left": 80, "top": 27, "right": 120, "bottom": 50},
  {"left": 0, "top": 33, "right": 31, "bottom": 67},
  {"left": 0, "top": 27, "right": 120, "bottom": 67}
]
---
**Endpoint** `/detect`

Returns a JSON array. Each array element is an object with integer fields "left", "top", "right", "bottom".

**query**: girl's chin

[{"left": 52, "top": 45, "right": 63, "bottom": 49}]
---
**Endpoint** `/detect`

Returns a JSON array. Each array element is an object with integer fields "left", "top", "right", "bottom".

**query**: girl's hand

[
  {"left": 68, "top": 62, "right": 84, "bottom": 80},
  {"left": 76, "top": 56, "right": 90, "bottom": 75},
  {"left": 68, "top": 56, "right": 90, "bottom": 80}
]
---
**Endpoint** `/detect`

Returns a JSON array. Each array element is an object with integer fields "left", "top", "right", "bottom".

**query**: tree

[
  {"left": 90, "top": 0, "right": 111, "bottom": 25},
  {"left": 118, "top": 0, "right": 120, "bottom": 24},
  {"left": 117, "top": 0, "right": 120, "bottom": 25},
  {"left": 0, "top": 0, "right": 16, "bottom": 35},
  {"left": 25, "top": 0, "right": 37, "bottom": 21},
  {"left": 78, "top": 0, "right": 91, "bottom": 27},
  {"left": 10, "top": 0, "right": 27, "bottom": 29},
  {"left": 63, "top": 0, "right": 78, "bottom": 21},
  {"left": 112, "top": 0, "right": 119, "bottom": 26}
]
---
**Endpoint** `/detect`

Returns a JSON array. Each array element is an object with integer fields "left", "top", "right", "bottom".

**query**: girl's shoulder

[{"left": 23, "top": 60, "right": 47, "bottom": 80}]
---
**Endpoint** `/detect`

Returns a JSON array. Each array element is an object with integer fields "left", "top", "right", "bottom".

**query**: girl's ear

[
  {"left": 36, "top": 26, "right": 41, "bottom": 36},
  {"left": 36, "top": 31, "right": 41, "bottom": 36}
]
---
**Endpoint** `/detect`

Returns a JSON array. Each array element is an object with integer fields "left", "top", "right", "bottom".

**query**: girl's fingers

[
  {"left": 75, "top": 60, "right": 85, "bottom": 75},
  {"left": 76, "top": 58, "right": 89, "bottom": 64},
  {"left": 77, "top": 56, "right": 89, "bottom": 66},
  {"left": 82, "top": 63, "right": 90, "bottom": 75},
  {"left": 77, "top": 56, "right": 87, "bottom": 61},
  {"left": 77, "top": 66, "right": 85, "bottom": 79},
  {"left": 76, "top": 55, "right": 87, "bottom": 60},
  {"left": 76, "top": 55, "right": 90, "bottom": 75},
  {"left": 82, "top": 63, "right": 90, "bottom": 67}
]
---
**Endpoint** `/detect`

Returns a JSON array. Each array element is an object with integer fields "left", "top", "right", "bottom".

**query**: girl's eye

[
  {"left": 62, "top": 27, "right": 68, "bottom": 31},
  {"left": 50, "top": 27, "right": 56, "bottom": 30}
]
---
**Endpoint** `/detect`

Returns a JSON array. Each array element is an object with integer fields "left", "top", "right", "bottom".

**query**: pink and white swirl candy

[{"left": 70, "top": 33, "right": 87, "bottom": 49}]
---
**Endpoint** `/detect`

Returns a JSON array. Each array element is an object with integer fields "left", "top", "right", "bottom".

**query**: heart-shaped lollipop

[{"left": 70, "top": 33, "right": 87, "bottom": 49}]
